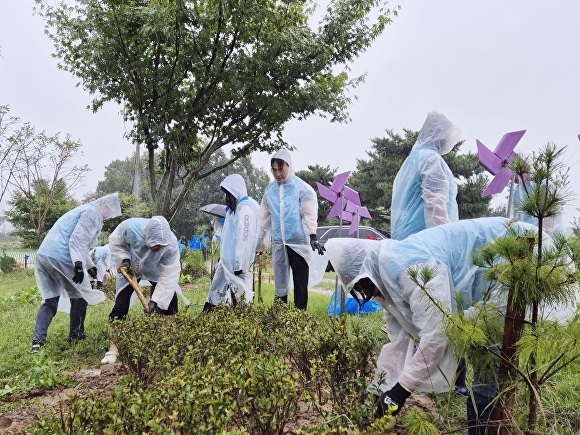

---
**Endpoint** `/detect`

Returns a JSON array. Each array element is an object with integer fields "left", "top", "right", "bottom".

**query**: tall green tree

[
  {"left": 349, "top": 129, "right": 493, "bottom": 232},
  {"left": 36, "top": 0, "right": 398, "bottom": 223},
  {"left": 5, "top": 180, "right": 78, "bottom": 248}
]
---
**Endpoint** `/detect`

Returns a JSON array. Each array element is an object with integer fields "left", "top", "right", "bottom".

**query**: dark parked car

[
  {"left": 316, "top": 225, "right": 389, "bottom": 271},
  {"left": 316, "top": 225, "right": 389, "bottom": 248}
]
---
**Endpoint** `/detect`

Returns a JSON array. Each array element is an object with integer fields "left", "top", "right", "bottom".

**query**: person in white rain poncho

[
  {"left": 325, "top": 217, "right": 547, "bottom": 422},
  {"left": 203, "top": 174, "right": 260, "bottom": 312},
  {"left": 258, "top": 149, "right": 327, "bottom": 310},
  {"left": 390, "top": 111, "right": 462, "bottom": 241},
  {"left": 101, "top": 216, "right": 189, "bottom": 364},
  {"left": 89, "top": 244, "right": 112, "bottom": 289},
  {"left": 31, "top": 193, "right": 122, "bottom": 352}
]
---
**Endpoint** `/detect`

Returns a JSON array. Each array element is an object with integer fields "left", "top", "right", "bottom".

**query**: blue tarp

[{"left": 326, "top": 287, "right": 382, "bottom": 316}]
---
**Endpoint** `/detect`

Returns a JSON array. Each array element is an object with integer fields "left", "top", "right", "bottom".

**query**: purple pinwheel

[
  {"left": 316, "top": 171, "right": 359, "bottom": 219},
  {"left": 477, "top": 130, "right": 526, "bottom": 197},
  {"left": 342, "top": 198, "right": 372, "bottom": 235}
]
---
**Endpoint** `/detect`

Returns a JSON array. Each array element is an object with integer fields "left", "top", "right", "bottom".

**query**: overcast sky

[{"left": 1, "top": 1, "right": 579, "bottom": 226}]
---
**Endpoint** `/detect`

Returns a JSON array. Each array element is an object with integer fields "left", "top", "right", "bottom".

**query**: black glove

[
  {"left": 309, "top": 234, "right": 326, "bottom": 255},
  {"left": 146, "top": 300, "right": 158, "bottom": 316},
  {"left": 234, "top": 269, "right": 243, "bottom": 276},
  {"left": 72, "top": 261, "right": 84, "bottom": 284},
  {"left": 374, "top": 383, "right": 411, "bottom": 418},
  {"left": 87, "top": 267, "right": 98, "bottom": 279},
  {"left": 118, "top": 258, "right": 132, "bottom": 274}
]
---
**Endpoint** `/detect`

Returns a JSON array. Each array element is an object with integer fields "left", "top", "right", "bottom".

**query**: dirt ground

[{"left": 0, "top": 363, "right": 124, "bottom": 433}]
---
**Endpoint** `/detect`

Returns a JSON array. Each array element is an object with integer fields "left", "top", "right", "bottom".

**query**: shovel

[{"left": 119, "top": 266, "right": 149, "bottom": 311}]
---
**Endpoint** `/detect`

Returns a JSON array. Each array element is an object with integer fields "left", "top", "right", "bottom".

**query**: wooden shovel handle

[{"left": 119, "top": 267, "right": 149, "bottom": 311}]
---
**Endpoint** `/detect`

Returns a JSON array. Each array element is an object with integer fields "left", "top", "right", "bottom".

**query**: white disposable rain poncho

[
  {"left": 510, "top": 179, "right": 565, "bottom": 235},
  {"left": 90, "top": 244, "right": 111, "bottom": 282},
  {"left": 35, "top": 193, "right": 122, "bottom": 312},
  {"left": 390, "top": 111, "right": 462, "bottom": 240},
  {"left": 109, "top": 216, "right": 188, "bottom": 310},
  {"left": 258, "top": 149, "right": 328, "bottom": 296},
  {"left": 325, "top": 217, "right": 542, "bottom": 394},
  {"left": 206, "top": 174, "right": 260, "bottom": 305}
]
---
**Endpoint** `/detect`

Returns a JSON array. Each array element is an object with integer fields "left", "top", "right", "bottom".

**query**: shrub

[
  {"left": 180, "top": 249, "right": 208, "bottom": 280},
  {"left": 0, "top": 254, "right": 16, "bottom": 273},
  {"left": 30, "top": 302, "right": 382, "bottom": 433}
]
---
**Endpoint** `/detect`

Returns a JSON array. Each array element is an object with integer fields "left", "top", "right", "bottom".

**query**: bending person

[
  {"left": 203, "top": 174, "right": 259, "bottom": 312},
  {"left": 101, "top": 216, "right": 188, "bottom": 364},
  {"left": 325, "top": 217, "right": 543, "bottom": 430},
  {"left": 31, "top": 193, "right": 122, "bottom": 352}
]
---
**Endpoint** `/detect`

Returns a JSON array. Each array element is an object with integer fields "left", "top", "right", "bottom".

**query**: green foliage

[
  {"left": 27, "top": 352, "right": 67, "bottom": 389},
  {"left": 0, "top": 285, "right": 40, "bottom": 309},
  {"left": 36, "top": 0, "right": 397, "bottom": 221},
  {"left": 0, "top": 253, "right": 16, "bottom": 273},
  {"left": 180, "top": 249, "right": 209, "bottom": 280},
  {"left": 30, "top": 302, "right": 380, "bottom": 433},
  {"left": 5, "top": 179, "right": 78, "bottom": 248},
  {"left": 400, "top": 409, "right": 439, "bottom": 435}
]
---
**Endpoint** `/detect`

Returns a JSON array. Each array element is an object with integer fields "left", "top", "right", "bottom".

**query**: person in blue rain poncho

[
  {"left": 257, "top": 149, "right": 328, "bottom": 310},
  {"left": 325, "top": 217, "right": 559, "bottom": 432},
  {"left": 89, "top": 244, "right": 112, "bottom": 289},
  {"left": 101, "top": 216, "right": 189, "bottom": 364},
  {"left": 203, "top": 174, "right": 260, "bottom": 312},
  {"left": 31, "top": 193, "right": 122, "bottom": 352},
  {"left": 390, "top": 111, "right": 462, "bottom": 241}
]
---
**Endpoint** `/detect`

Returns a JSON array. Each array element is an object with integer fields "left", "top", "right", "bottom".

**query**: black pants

[
  {"left": 109, "top": 281, "right": 178, "bottom": 322},
  {"left": 286, "top": 246, "right": 309, "bottom": 310}
]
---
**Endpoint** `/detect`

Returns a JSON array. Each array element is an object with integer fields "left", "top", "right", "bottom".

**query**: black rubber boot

[
  {"left": 202, "top": 302, "right": 216, "bottom": 313},
  {"left": 275, "top": 295, "right": 288, "bottom": 304}
]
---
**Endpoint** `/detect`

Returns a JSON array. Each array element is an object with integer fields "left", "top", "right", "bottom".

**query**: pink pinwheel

[
  {"left": 477, "top": 130, "right": 526, "bottom": 196},
  {"left": 342, "top": 199, "right": 372, "bottom": 235},
  {"left": 316, "top": 171, "right": 359, "bottom": 219}
]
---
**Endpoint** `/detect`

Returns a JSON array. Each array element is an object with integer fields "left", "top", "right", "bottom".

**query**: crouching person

[{"left": 101, "top": 216, "right": 189, "bottom": 364}]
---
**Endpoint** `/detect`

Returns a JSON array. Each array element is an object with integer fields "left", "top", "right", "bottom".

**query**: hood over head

[
  {"left": 325, "top": 238, "right": 382, "bottom": 294},
  {"left": 144, "top": 216, "right": 173, "bottom": 248},
  {"left": 94, "top": 193, "right": 122, "bottom": 221},
  {"left": 220, "top": 174, "right": 248, "bottom": 201},
  {"left": 414, "top": 111, "right": 462, "bottom": 156},
  {"left": 271, "top": 149, "right": 294, "bottom": 181}
]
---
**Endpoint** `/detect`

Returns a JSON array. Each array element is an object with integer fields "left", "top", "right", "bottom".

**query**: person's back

[{"left": 390, "top": 111, "right": 461, "bottom": 240}]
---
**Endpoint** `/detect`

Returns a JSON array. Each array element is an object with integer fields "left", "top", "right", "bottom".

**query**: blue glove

[{"left": 375, "top": 383, "right": 411, "bottom": 418}]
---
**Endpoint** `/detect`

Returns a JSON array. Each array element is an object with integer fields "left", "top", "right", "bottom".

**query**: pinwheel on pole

[
  {"left": 342, "top": 198, "right": 372, "bottom": 236},
  {"left": 477, "top": 130, "right": 526, "bottom": 217},
  {"left": 316, "top": 171, "right": 372, "bottom": 316}
]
